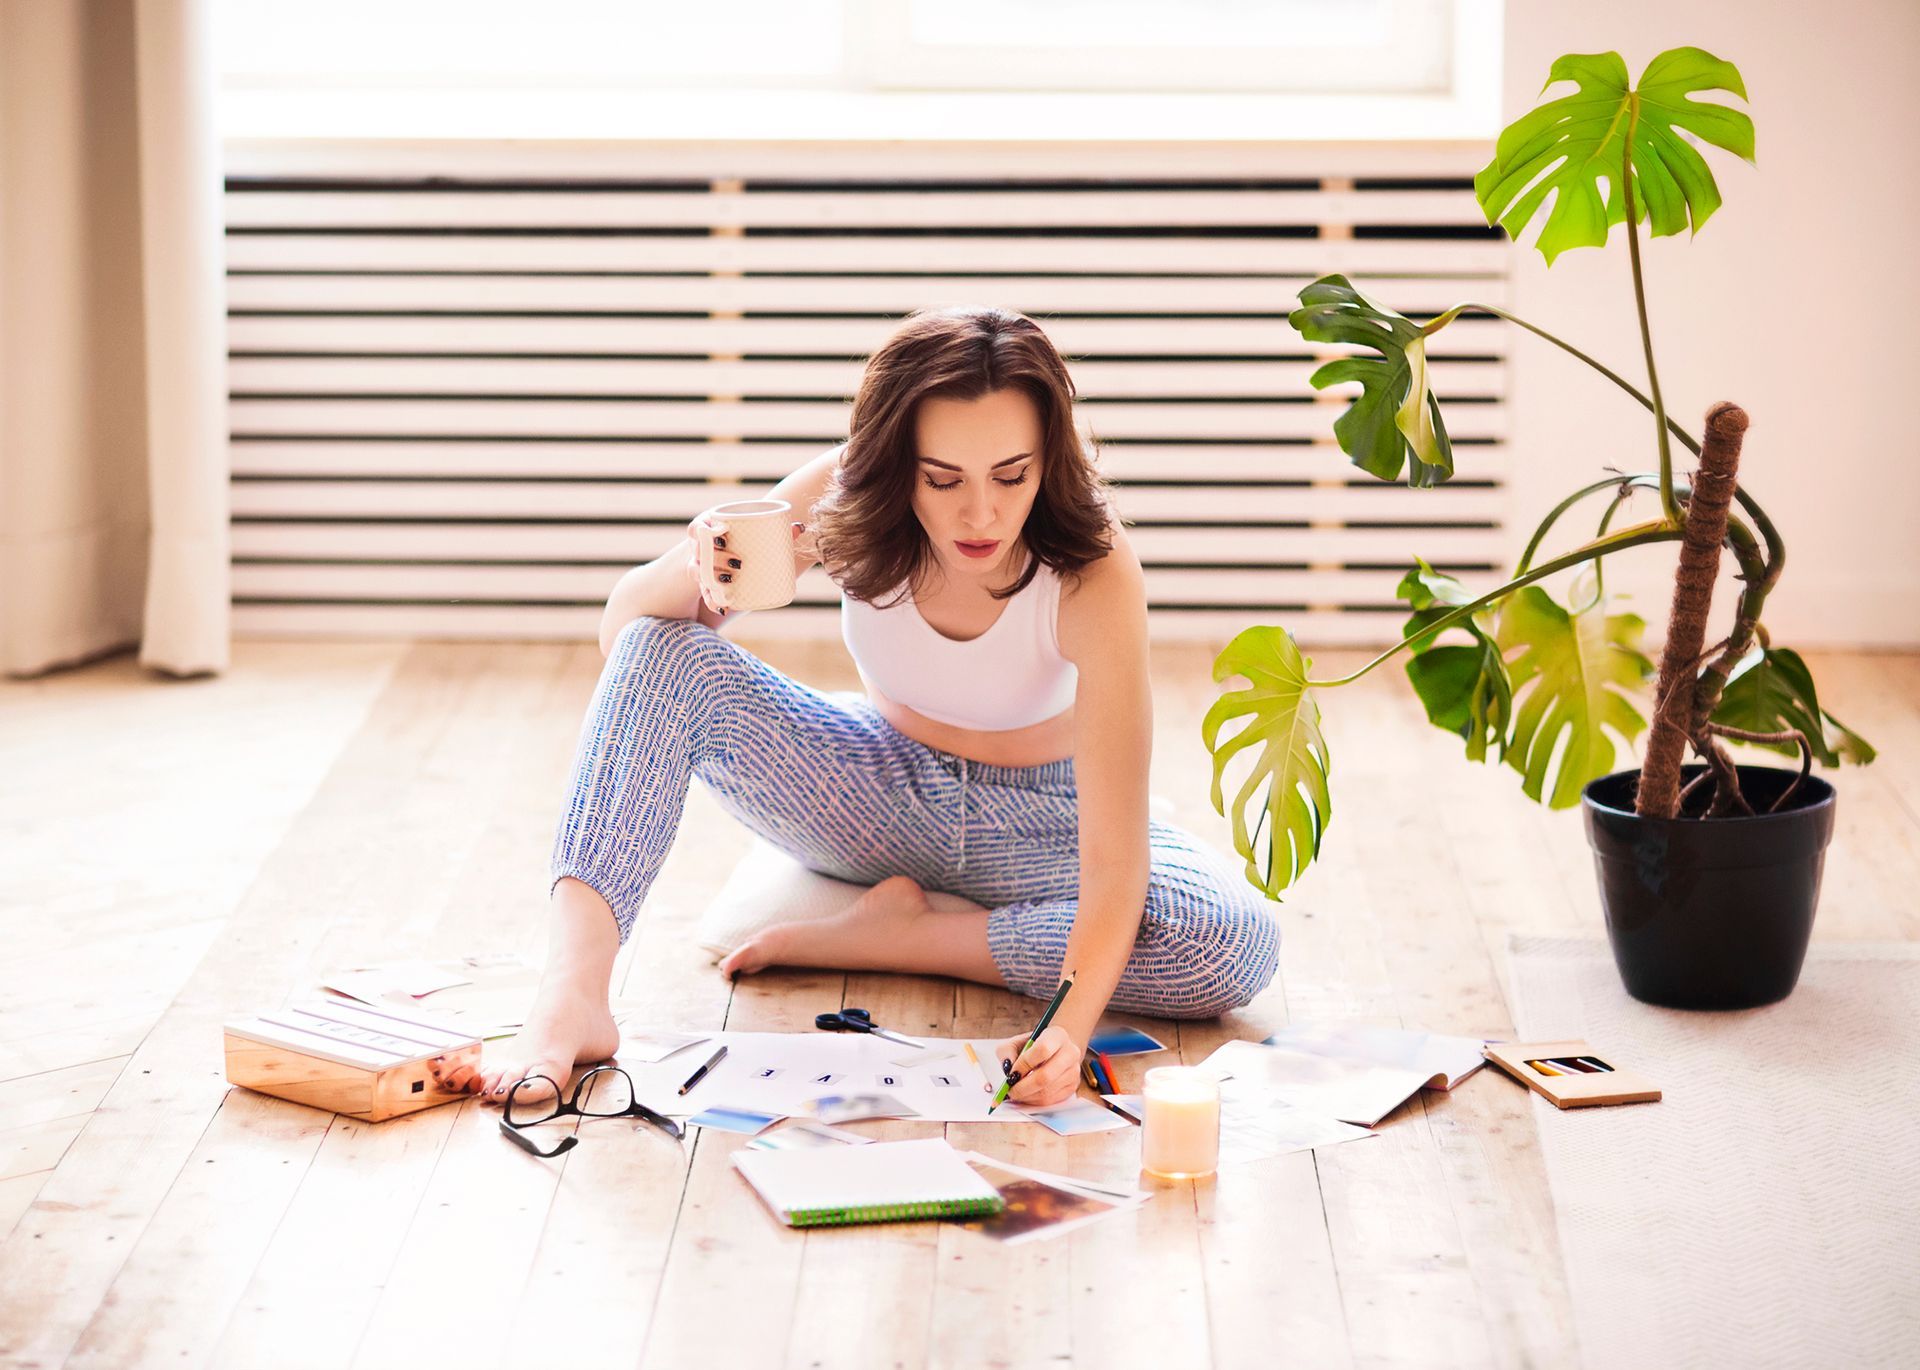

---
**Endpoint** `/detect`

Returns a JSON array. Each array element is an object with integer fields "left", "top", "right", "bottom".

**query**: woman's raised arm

[{"left": 597, "top": 442, "right": 846, "bottom": 655}]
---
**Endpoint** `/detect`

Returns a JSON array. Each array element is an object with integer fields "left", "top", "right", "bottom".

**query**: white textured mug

[{"left": 692, "top": 499, "right": 798, "bottom": 612}]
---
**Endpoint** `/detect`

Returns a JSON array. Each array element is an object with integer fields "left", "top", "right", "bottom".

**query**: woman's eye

[{"left": 919, "top": 472, "right": 1030, "bottom": 491}]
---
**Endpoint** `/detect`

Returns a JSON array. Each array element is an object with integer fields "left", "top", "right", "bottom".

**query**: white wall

[{"left": 1501, "top": 2, "right": 1920, "bottom": 648}]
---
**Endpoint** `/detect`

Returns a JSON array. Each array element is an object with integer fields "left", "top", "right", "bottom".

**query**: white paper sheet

[
  {"left": 1215, "top": 1078, "right": 1377, "bottom": 1165},
  {"left": 617, "top": 1030, "right": 713, "bottom": 1064},
  {"left": 617, "top": 1032, "right": 1041, "bottom": 1124},
  {"left": 320, "top": 959, "right": 472, "bottom": 1005},
  {"left": 1262, "top": 1021, "right": 1491, "bottom": 1091},
  {"left": 1199, "top": 1039, "right": 1435, "bottom": 1128}
]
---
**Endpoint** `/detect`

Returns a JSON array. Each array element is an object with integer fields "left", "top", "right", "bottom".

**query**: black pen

[{"left": 676, "top": 1044, "right": 728, "bottom": 1096}]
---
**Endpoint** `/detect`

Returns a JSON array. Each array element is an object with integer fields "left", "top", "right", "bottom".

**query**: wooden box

[
  {"left": 223, "top": 996, "right": 482, "bottom": 1122},
  {"left": 1483, "top": 1039, "right": 1661, "bottom": 1110}
]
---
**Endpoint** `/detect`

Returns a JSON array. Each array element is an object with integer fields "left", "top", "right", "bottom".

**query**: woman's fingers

[
  {"left": 994, "top": 1025, "right": 1079, "bottom": 1106},
  {"left": 1007, "top": 1050, "right": 1077, "bottom": 1105}
]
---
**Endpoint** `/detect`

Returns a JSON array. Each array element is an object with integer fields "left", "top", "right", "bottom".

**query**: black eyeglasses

[{"left": 497, "top": 1064, "right": 685, "bottom": 1158}]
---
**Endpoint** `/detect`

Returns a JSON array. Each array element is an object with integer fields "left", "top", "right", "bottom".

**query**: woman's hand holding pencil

[
  {"left": 987, "top": 971, "right": 1081, "bottom": 1109},
  {"left": 988, "top": 1024, "right": 1081, "bottom": 1107}
]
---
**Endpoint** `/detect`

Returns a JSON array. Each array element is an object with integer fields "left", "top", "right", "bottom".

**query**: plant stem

[
  {"left": 1515, "top": 474, "right": 1643, "bottom": 574},
  {"left": 1428, "top": 302, "right": 1703, "bottom": 459},
  {"left": 1618, "top": 111, "right": 1681, "bottom": 524},
  {"left": 1415, "top": 303, "right": 1793, "bottom": 549},
  {"left": 1308, "top": 520, "right": 1686, "bottom": 688}
]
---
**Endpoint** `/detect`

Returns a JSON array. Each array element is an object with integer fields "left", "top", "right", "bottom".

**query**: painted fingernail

[
  {"left": 727, "top": 558, "right": 741, "bottom": 568},
  {"left": 713, "top": 535, "right": 726, "bottom": 548},
  {"left": 1001, "top": 1058, "right": 1013, "bottom": 1074},
  {"left": 717, "top": 573, "right": 732, "bottom": 583}
]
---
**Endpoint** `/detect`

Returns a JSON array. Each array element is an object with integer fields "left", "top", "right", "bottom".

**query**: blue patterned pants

[{"left": 549, "top": 615, "right": 1280, "bottom": 1018}]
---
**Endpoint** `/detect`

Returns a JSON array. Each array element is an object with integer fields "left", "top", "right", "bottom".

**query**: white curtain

[{"left": 0, "top": 0, "right": 229, "bottom": 679}]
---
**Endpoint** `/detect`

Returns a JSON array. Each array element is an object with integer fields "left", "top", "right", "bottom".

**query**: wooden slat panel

[
  {"left": 224, "top": 233, "right": 1510, "bottom": 275},
  {"left": 227, "top": 602, "right": 1416, "bottom": 645},
  {"left": 223, "top": 314, "right": 1506, "bottom": 357},
  {"left": 226, "top": 397, "right": 1507, "bottom": 443},
  {"left": 229, "top": 521, "right": 1505, "bottom": 566},
  {"left": 223, "top": 165, "right": 1508, "bottom": 647},
  {"left": 223, "top": 273, "right": 1510, "bottom": 315},
  {"left": 228, "top": 437, "right": 1511, "bottom": 485},
  {"left": 222, "top": 187, "right": 1491, "bottom": 230},
  {"left": 227, "top": 478, "right": 1503, "bottom": 524},
  {"left": 227, "top": 356, "right": 1507, "bottom": 401},
  {"left": 229, "top": 563, "right": 1456, "bottom": 611}
]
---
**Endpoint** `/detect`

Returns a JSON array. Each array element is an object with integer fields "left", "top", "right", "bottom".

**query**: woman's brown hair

[{"left": 811, "top": 305, "right": 1115, "bottom": 606}]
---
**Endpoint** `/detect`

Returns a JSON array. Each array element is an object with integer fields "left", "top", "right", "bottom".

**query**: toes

[{"left": 719, "top": 940, "right": 760, "bottom": 978}]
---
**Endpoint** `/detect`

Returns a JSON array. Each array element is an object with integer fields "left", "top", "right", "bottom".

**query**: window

[
  {"left": 851, "top": 0, "right": 1457, "bottom": 94},
  {"left": 211, "top": 0, "right": 1501, "bottom": 142}
]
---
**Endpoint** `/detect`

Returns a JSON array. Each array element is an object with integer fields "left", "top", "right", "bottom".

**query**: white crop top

[{"left": 839, "top": 557, "right": 1078, "bottom": 731}]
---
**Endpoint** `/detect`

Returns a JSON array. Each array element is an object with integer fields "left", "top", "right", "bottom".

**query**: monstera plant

[{"left": 1203, "top": 47, "right": 1877, "bottom": 1009}]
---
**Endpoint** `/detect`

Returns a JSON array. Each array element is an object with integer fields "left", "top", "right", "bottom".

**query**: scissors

[{"left": 814, "top": 1007, "right": 922, "bottom": 1048}]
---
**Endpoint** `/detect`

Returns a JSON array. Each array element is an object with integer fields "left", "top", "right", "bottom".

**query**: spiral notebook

[{"left": 733, "top": 1137, "right": 1005, "bottom": 1228}]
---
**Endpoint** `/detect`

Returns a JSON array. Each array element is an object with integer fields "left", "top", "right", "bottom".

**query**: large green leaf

[
  {"left": 1475, "top": 47, "right": 1755, "bottom": 265},
  {"left": 1396, "top": 559, "right": 1512, "bottom": 764},
  {"left": 1290, "top": 275, "right": 1453, "bottom": 488},
  {"left": 1203, "top": 626, "right": 1333, "bottom": 898},
  {"left": 1710, "top": 646, "right": 1878, "bottom": 767},
  {"left": 1495, "top": 587, "right": 1655, "bottom": 808}
]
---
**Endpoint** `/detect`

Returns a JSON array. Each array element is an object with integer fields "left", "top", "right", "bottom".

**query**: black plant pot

[{"left": 1581, "top": 764, "right": 1836, "bottom": 1010}]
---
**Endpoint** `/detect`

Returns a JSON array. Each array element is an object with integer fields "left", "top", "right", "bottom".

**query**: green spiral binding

[{"left": 787, "top": 1196, "right": 1005, "bottom": 1228}]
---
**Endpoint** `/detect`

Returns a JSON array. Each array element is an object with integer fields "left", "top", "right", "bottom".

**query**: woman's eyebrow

[{"left": 917, "top": 452, "right": 1033, "bottom": 472}]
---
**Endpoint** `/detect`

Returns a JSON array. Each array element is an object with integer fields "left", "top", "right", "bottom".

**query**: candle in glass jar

[{"left": 1140, "top": 1065, "right": 1221, "bottom": 1179}]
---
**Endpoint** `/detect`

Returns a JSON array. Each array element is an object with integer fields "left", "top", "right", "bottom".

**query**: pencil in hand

[{"left": 987, "top": 970, "right": 1076, "bottom": 1114}]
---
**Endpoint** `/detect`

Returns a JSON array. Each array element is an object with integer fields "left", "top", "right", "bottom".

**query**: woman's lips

[{"left": 955, "top": 539, "right": 1000, "bottom": 559}]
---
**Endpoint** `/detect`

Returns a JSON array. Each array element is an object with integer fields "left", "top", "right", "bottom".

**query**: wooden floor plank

[
  {"left": 0, "top": 1060, "right": 127, "bottom": 1136},
  {"left": 501, "top": 649, "right": 748, "bottom": 1370},
  {"left": 209, "top": 645, "right": 588, "bottom": 1370},
  {"left": 3, "top": 638, "right": 1914, "bottom": 1370},
  {"left": 1344, "top": 688, "right": 1578, "bottom": 1370},
  {"left": 0, "top": 645, "right": 548, "bottom": 1369},
  {"left": 929, "top": 983, "right": 1077, "bottom": 1370},
  {"left": 637, "top": 968, "right": 831, "bottom": 1370},
  {"left": 781, "top": 971, "right": 954, "bottom": 1370}
]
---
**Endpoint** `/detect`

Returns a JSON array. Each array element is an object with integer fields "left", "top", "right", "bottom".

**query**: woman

[{"left": 441, "top": 306, "right": 1279, "bottom": 1109}]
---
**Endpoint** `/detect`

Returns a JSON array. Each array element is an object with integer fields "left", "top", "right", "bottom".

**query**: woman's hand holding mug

[{"left": 687, "top": 499, "right": 805, "bottom": 615}]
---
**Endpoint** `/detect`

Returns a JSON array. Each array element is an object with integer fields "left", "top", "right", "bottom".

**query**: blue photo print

[
  {"left": 688, "top": 1105, "right": 784, "bottom": 1135},
  {"left": 1088, "top": 1027, "right": 1167, "bottom": 1057}
]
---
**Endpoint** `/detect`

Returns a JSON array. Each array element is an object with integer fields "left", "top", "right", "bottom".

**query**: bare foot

[
  {"left": 719, "top": 874, "right": 933, "bottom": 977},
  {"left": 435, "top": 974, "right": 620, "bottom": 1107}
]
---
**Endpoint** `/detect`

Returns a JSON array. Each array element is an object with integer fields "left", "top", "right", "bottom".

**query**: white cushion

[
  {"left": 694, "top": 836, "right": 987, "bottom": 961},
  {"left": 694, "top": 793, "right": 1178, "bottom": 962}
]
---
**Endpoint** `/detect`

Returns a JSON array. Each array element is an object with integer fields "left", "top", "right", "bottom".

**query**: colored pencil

[{"left": 962, "top": 1041, "right": 997, "bottom": 1094}]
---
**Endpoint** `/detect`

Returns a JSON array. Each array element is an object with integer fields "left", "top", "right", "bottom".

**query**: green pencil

[{"left": 987, "top": 970, "right": 1077, "bottom": 1114}]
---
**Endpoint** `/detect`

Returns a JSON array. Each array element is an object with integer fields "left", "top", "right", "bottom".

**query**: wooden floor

[{"left": 3, "top": 636, "right": 1916, "bottom": 1370}]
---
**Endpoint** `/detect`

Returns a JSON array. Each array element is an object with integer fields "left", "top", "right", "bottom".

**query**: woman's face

[{"left": 909, "top": 387, "right": 1046, "bottom": 587}]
